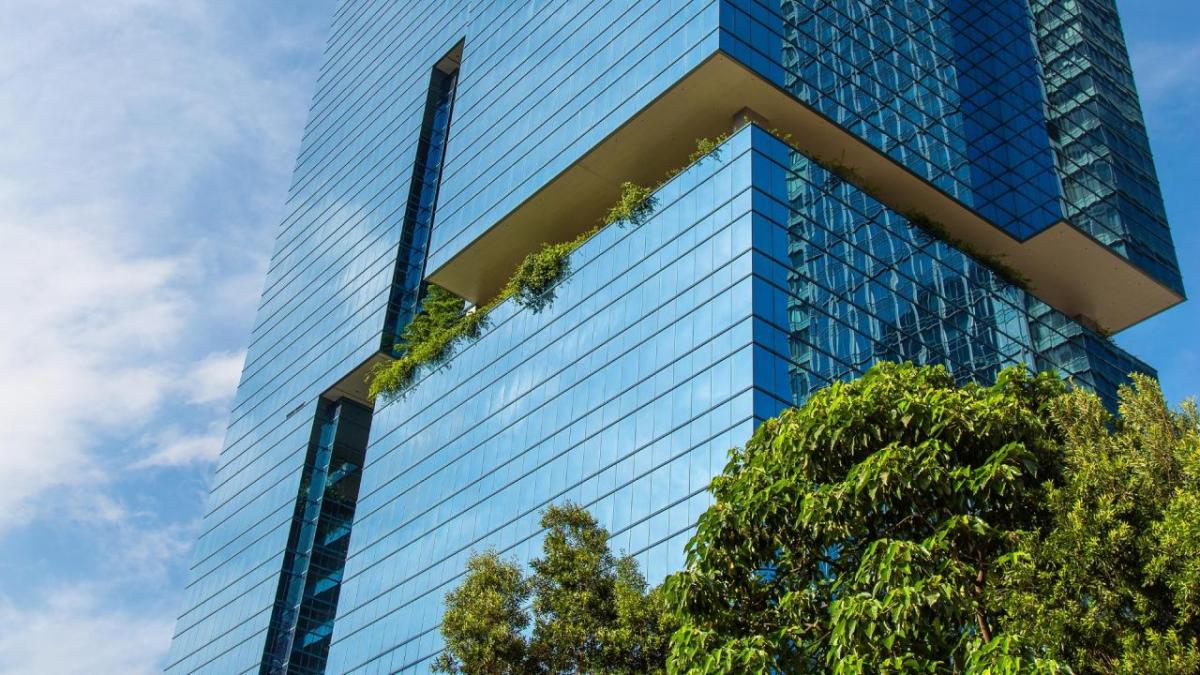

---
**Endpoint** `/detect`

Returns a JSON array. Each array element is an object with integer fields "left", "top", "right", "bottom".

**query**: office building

[{"left": 166, "top": 1, "right": 1183, "bottom": 672}]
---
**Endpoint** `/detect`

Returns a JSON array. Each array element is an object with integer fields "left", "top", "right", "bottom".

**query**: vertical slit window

[
  {"left": 383, "top": 42, "right": 464, "bottom": 353},
  {"left": 261, "top": 398, "right": 372, "bottom": 675}
]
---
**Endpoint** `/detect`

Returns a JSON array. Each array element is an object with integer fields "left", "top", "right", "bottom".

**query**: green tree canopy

[
  {"left": 665, "top": 363, "right": 1200, "bottom": 673},
  {"left": 434, "top": 504, "right": 675, "bottom": 674},
  {"left": 994, "top": 374, "right": 1200, "bottom": 673}
]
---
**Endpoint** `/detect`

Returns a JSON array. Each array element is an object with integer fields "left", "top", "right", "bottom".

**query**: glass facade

[
  {"left": 166, "top": 2, "right": 1178, "bottom": 674},
  {"left": 261, "top": 398, "right": 371, "bottom": 675},
  {"left": 425, "top": 1, "right": 722, "bottom": 274},
  {"left": 1031, "top": 0, "right": 1181, "bottom": 292},
  {"left": 720, "top": 0, "right": 1181, "bottom": 293}
]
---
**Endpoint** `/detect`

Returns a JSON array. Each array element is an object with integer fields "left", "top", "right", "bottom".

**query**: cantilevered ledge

[
  {"left": 323, "top": 353, "right": 390, "bottom": 407},
  {"left": 427, "top": 52, "right": 1183, "bottom": 334}
]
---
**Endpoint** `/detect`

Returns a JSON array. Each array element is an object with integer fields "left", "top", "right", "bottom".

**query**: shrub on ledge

[
  {"left": 903, "top": 211, "right": 1031, "bottom": 291},
  {"left": 368, "top": 284, "right": 486, "bottom": 400},
  {"left": 368, "top": 135, "right": 733, "bottom": 400},
  {"left": 505, "top": 231, "right": 594, "bottom": 313},
  {"left": 604, "top": 181, "right": 656, "bottom": 227}
]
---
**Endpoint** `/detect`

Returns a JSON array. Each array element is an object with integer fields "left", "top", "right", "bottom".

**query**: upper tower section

[
  {"left": 304, "top": 0, "right": 1180, "bottom": 335},
  {"left": 1031, "top": 0, "right": 1181, "bottom": 292},
  {"left": 708, "top": 0, "right": 1184, "bottom": 323}
]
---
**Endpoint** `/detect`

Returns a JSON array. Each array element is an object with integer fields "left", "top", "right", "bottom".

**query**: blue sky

[{"left": 0, "top": 1, "right": 1195, "bottom": 673}]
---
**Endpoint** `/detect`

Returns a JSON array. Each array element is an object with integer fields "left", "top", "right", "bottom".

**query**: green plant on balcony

[
  {"left": 368, "top": 135, "right": 731, "bottom": 400},
  {"left": 505, "top": 234, "right": 589, "bottom": 313},
  {"left": 603, "top": 181, "right": 656, "bottom": 227},
  {"left": 686, "top": 132, "right": 730, "bottom": 167},
  {"left": 369, "top": 284, "right": 481, "bottom": 399}
]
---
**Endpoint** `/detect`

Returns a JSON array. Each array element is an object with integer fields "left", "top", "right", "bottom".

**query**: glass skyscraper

[{"left": 165, "top": 2, "right": 1184, "bottom": 673}]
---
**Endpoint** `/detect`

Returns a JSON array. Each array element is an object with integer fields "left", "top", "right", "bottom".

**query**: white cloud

[
  {"left": 0, "top": 503, "right": 197, "bottom": 674},
  {"left": 0, "top": 0, "right": 330, "bottom": 672},
  {"left": 134, "top": 421, "right": 227, "bottom": 470},
  {"left": 184, "top": 350, "right": 246, "bottom": 406},
  {"left": 0, "top": 217, "right": 182, "bottom": 528},
  {"left": 129, "top": 351, "right": 244, "bottom": 469},
  {"left": 0, "top": 585, "right": 176, "bottom": 675},
  {"left": 0, "top": 0, "right": 320, "bottom": 527}
]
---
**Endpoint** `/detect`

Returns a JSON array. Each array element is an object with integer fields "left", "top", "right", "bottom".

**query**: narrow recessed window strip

[
  {"left": 260, "top": 398, "right": 372, "bottom": 675},
  {"left": 382, "top": 43, "right": 464, "bottom": 354},
  {"left": 259, "top": 41, "right": 464, "bottom": 675}
]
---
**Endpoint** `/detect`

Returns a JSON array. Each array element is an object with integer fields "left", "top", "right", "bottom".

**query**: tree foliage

[
  {"left": 433, "top": 552, "right": 531, "bottom": 675},
  {"left": 666, "top": 363, "right": 1068, "bottom": 673},
  {"left": 434, "top": 504, "right": 675, "bottom": 674},
  {"left": 665, "top": 363, "right": 1200, "bottom": 673},
  {"left": 431, "top": 365, "right": 1197, "bottom": 673},
  {"left": 992, "top": 374, "right": 1200, "bottom": 672},
  {"left": 368, "top": 284, "right": 486, "bottom": 399}
]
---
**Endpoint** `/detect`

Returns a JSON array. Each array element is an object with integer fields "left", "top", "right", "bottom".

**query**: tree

[
  {"left": 433, "top": 552, "right": 530, "bottom": 675},
  {"left": 993, "top": 374, "right": 1200, "bottom": 673},
  {"left": 666, "top": 362, "right": 1068, "bottom": 673},
  {"left": 434, "top": 504, "right": 675, "bottom": 674},
  {"left": 665, "top": 363, "right": 1200, "bottom": 673}
]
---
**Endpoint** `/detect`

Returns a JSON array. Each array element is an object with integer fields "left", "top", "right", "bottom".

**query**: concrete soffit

[
  {"left": 426, "top": 51, "right": 1183, "bottom": 334},
  {"left": 323, "top": 353, "right": 391, "bottom": 409}
]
